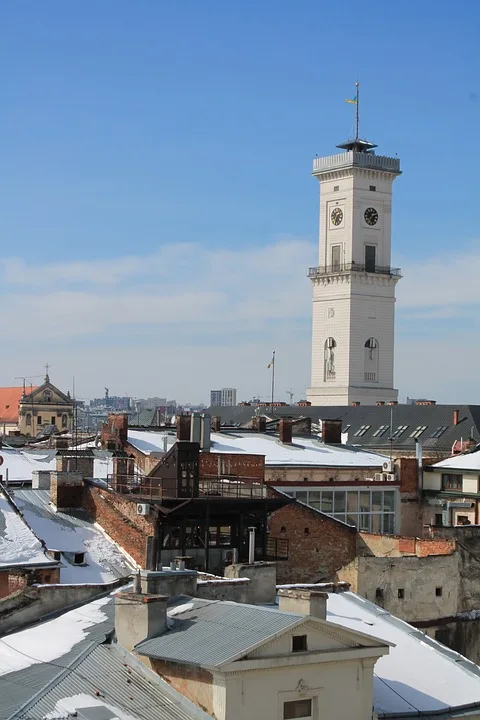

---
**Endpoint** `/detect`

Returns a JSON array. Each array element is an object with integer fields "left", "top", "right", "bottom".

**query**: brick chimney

[
  {"left": 376, "top": 401, "right": 385, "bottom": 406},
  {"left": 253, "top": 415, "right": 267, "bottom": 433},
  {"left": 115, "top": 591, "right": 168, "bottom": 652},
  {"left": 453, "top": 409, "right": 460, "bottom": 426},
  {"left": 177, "top": 414, "right": 191, "bottom": 441},
  {"left": 279, "top": 417, "right": 293, "bottom": 444},
  {"left": 387, "top": 401, "right": 398, "bottom": 406},
  {"left": 277, "top": 589, "right": 328, "bottom": 620},
  {"left": 211, "top": 415, "right": 221, "bottom": 432},
  {"left": 351, "top": 401, "right": 360, "bottom": 407},
  {"left": 321, "top": 419, "right": 343, "bottom": 445}
]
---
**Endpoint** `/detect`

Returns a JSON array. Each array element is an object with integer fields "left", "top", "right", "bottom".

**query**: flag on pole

[
  {"left": 345, "top": 97, "right": 357, "bottom": 104},
  {"left": 267, "top": 354, "right": 275, "bottom": 369}
]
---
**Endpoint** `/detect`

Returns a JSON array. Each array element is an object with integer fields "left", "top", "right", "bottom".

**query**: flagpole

[
  {"left": 355, "top": 81, "right": 360, "bottom": 142},
  {"left": 270, "top": 351, "right": 275, "bottom": 413}
]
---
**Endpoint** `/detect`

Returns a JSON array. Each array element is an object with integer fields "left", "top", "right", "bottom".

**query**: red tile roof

[{"left": 0, "top": 387, "right": 36, "bottom": 424}]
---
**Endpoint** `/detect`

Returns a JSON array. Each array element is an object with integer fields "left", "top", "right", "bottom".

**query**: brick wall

[
  {"left": 0, "top": 567, "right": 60, "bottom": 599},
  {"left": 358, "top": 532, "right": 456, "bottom": 558},
  {"left": 268, "top": 501, "right": 357, "bottom": 584},
  {"left": 100, "top": 414, "right": 128, "bottom": 450},
  {"left": 199, "top": 452, "right": 264, "bottom": 479},
  {"left": 83, "top": 485, "right": 155, "bottom": 567},
  {"left": 50, "top": 472, "right": 83, "bottom": 509}
]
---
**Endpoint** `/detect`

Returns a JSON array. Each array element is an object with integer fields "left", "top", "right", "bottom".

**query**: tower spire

[
  {"left": 338, "top": 81, "right": 376, "bottom": 153},
  {"left": 355, "top": 81, "right": 359, "bottom": 142}
]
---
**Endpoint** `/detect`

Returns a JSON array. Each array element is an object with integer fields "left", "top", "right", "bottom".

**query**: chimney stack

[
  {"left": 212, "top": 415, "right": 221, "bottom": 432},
  {"left": 321, "top": 419, "right": 343, "bottom": 445},
  {"left": 190, "top": 413, "right": 202, "bottom": 443},
  {"left": 387, "top": 401, "right": 398, "bottom": 406},
  {"left": 200, "top": 414, "right": 211, "bottom": 451},
  {"left": 376, "top": 401, "right": 385, "bottom": 406},
  {"left": 279, "top": 417, "right": 293, "bottom": 444},
  {"left": 351, "top": 401, "right": 360, "bottom": 407},
  {"left": 453, "top": 409, "right": 460, "bottom": 426},
  {"left": 115, "top": 591, "right": 168, "bottom": 652},
  {"left": 253, "top": 415, "right": 267, "bottom": 433},
  {"left": 278, "top": 589, "right": 328, "bottom": 621},
  {"left": 177, "top": 414, "right": 191, "bottom": 442}
]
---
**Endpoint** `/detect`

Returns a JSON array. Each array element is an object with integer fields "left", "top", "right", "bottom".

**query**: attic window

[
  {"left": 333, "top": 185, "right": 339, "bottom": 191},
  {"left": 73, "top": 552, "right": 85, "bottom": 565},
  {"left": 410, "top": 425, "right": 427, "bottom": 439},
  {"left": 373, "top": 424, "right": 389, "bottom": 438},
  {"left": 292, "top": 634, "right": 308, "bottom": 652},
  {"left": 375, "top": 587, "right": 384, "bottom": 601},
  {"left": 398, "top": 588, "right": 405, "bottom": 599},
  {"left": 391, "top": 425, "right": 408, "bottom": 439},
  {"left": 430, "top": 426, "right": 448, "bottom": 438},
  {"left": 436, "top": 586, "right": 443, "bottom": 597},
  {"left": 369, "top": 185, "right": 376, "bottom": 191},
  {"left": 354, "top": 425, "right": 371, "bottom": 437}
]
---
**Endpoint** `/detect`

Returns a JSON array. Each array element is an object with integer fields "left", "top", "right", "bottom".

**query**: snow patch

[
  {"left": 0, "top": 494, "right": 50, "bottom": 567},
  {"left": 44, "top": 693, "right": 138, "bottom": 720}
]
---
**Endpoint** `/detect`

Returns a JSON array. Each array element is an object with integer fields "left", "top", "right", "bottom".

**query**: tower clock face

[
  {"left": 331, "top": 207, "right": 343, "bottom": 226},
  {"left": 364, "top": 207, "right": 379, "bottom": 226}
]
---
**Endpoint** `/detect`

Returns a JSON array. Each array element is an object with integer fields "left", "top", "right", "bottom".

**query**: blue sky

[{"left": 1, "top": 1, "right": 479, "bottom": 404}]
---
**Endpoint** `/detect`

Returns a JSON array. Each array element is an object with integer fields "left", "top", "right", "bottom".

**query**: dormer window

[
  {"left": 292, "top": 634, "right": 308, "bottom": 652},
  {"left": 73, "top": 552, "right": 85, "bottom": 565}
]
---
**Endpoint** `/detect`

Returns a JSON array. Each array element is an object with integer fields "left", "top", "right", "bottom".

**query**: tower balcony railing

[
  {"left": 308, "top": 262, "right": 402, "bottom": 279},
  {"left": 312, "top": 151, "right": 401, "bottom": 174}
]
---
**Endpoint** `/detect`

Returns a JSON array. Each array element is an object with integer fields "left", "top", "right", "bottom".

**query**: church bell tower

[{"left": 307, "top": 86, "right": 402, "bottom": 406}]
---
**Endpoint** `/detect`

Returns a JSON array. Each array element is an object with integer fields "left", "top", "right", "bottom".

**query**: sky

[{"left": 1, "top": 1, "right": 480, "bottom": 405}]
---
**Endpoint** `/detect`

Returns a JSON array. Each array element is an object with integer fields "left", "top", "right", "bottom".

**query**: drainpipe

[{"left": 248, "top": 526, "right": 256, "bottom": 564}]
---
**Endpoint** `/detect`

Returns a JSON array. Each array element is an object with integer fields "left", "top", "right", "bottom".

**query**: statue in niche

[{"left": 324, "top": 338, "right": 336, "bottom": 380}]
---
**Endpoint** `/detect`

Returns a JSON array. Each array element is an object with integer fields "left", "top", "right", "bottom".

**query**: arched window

[
  {"left": 62, "top": 414, "right": 68, "bottom": 428},
  {"left": 26, "top": 413, "right": 32, "bottom": 426},
  {"left": 324, "top": 337, "right": 336, "bottom": 381},
  {"left": 364, "top": 338, "right": 379, "bottom": 382}
]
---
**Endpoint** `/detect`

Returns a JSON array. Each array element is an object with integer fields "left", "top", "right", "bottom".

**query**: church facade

[
  {"left": 307, "top": 133, "right": 402, "bottom": 406},
  {"left": 18, "top": 376, "right": 74, "bottom": 436}
]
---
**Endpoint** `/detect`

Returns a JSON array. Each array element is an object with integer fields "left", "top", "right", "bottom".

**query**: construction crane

[{"left": 286, "top": 389, "right": 294, "bottom": 405}]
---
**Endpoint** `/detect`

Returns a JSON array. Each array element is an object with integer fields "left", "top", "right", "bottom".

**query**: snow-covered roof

[
  {"left": 11, "top": 489, "right": 134, "bottom": 583},
  {"left": 127, "top": 429, "right": 387, "bottom": 468},
  {"left": 0, "top": 493, "right": 53, "bottom": 568},
  {"left": 0, "top": 448, "right": 57, "bottom": 483},
  {"left": 325, "top": 591, "right": 480, "bottom": 717},
  {"left": 432, "top": 449, "right": 480, "bottom": 473}
]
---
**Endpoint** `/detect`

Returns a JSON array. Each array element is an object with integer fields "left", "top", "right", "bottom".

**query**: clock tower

[{"left": 306, "top": 108, "right": 402, "bottom": 406}]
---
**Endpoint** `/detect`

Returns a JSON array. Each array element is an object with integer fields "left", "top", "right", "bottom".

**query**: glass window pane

[
  {"left": 334, "top": 491, "right": 346, "bottom": 513},
  {"left": 372, "top": 491, "right": 382, "bottom": 512},
  {"left": 284, "top": 699, "right": 312, "bottom": 719},
  {"left": 347, "top": 514, "right": 358, "bottom": 527},
  {"left": 321, "top": 491, "right": 333, "bottom": 513},
  {"left": 383, "top": 514, "right": 395, "bottom": 534},
  {"left": 371, "top": 514, "right": 381, "bottom": 533},
  {"left": 296, "top": 491, "right": 308, "bottom": 505},
  {"left": 383, "top": 491, "right": 395, "bottom": 511},
  {"left": 359, "top": 491, "right": 371, "bottom": 512},
  {"left": 359, "top": 513, "right": 371, "bottom": 532},
  {"left": 347, "top": 491, "right": 358, "bottom": 513},
  {"left": 309, "top": 491, "right": 321, "bottom": 509}
]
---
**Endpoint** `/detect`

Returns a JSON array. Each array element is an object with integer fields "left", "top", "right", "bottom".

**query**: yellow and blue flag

[
  {"left": 345, "top": 97, "right": 357, "bottom": 104},
  {"left": 267, "top": 354, "right": 275, "bottom": 369}
]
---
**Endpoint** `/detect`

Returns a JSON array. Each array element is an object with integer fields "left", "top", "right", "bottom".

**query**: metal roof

[
  {"left": 17, "top": 644, "right": 211, "bottom": 720},
  {"left": 135, "top": 597, "right": 304, "bottom": 669},
  {"left": 207, "top": 404, "right": 480, "bottom": 455}
]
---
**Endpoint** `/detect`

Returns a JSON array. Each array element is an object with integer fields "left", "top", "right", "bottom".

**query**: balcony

[
  {"left": 107, "top": 473, "right": 268, "bottom": 500},
  {"left": 312, "top": 151, "right": 401, "bottom": 175},
  {"left": 308, "top": 262, "right": 402, "bottom": 279}
]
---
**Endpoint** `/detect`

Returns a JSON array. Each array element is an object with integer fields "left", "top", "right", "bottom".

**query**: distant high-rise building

[{"left": 210, "top": 388, "right": 237, "bottom": 407}]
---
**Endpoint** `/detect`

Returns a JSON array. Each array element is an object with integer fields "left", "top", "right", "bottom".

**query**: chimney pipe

[
  {"left": 115, "top": 591, "right": 168, "bottom": 652},
  {"left": 200, "top": 414, "right": 211, "bottom": 451},
  {"left": 248, "top": 526, "right": 256, "bottom": 564},
  {"left": 454, "top": 409, "right": 460, "bottom": 426},
  {"left": 279, "top": 417, "right": 293, "bottom": 444},
  {"left": 253, "top": 415, "right": 267, "bottom": 433},
  {"left": 278, "top": 589, "right": 328, "bottom": 621}
]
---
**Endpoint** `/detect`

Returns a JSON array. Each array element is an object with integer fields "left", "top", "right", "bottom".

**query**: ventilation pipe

[{"left": 248, "top": 526, "right": 256, "bottom": 564}]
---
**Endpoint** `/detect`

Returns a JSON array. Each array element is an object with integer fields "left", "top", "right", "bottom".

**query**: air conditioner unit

[
  {"left": 382, "top": 460, "right": 394, "bottom": 473},
  {"left": 384, "top": 473, "right": 395, "bottom": 482},
  {"left": 136, "top": 503, "right": 150, "bottom": 516},
  {"left": 374, "top": 472, "right": 383, "bottom": 482}
]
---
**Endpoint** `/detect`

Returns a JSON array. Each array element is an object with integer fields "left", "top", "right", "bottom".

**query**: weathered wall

[
  {"left": 199, "top": 452, "right": 264, "bottom": 479},
  {"left": 195, "top": 578, "right": 249, "bottom": 603},
  {"left": 358, "top": 533, "right": 455, "bottom": 558},
  {"left": 338, "top": 553, "right": 459, "bottom": 622},
  {"left": 430, "top": 619, "right": 480, "bottom": 665},
  {"left": 0, "top": 578, "right": 125, "bottom": 634},
  {"left": 429, "top": 526, "right": 480, "bottom": 612},
  {"left": 269, "top": 501, "right": 357, "bottom": 583},
  {"left": 224, "top": 562, "right": 276, "bottom": 604},
  {"left": 151, "top": 659, "right": 214, "bottom": 717},
  {"left": 83, "top": 484, "right": 155, "bottom": 567},
  {"left": 0, "top": 567, "right": 60, "bottom": 600},
  {"left": 266, "top": 466, "right": 384, "bottom": 485}
]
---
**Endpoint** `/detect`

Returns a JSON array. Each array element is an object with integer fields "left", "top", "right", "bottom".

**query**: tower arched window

[
  {"left": 26, "top": 413, "right": 32, "bottom": 427},
  {"left": 364, "top": 338, "right": 379, "bottom": 382},
  {"left": 324, "top": 337, "right": 336, "bottom": 381}
]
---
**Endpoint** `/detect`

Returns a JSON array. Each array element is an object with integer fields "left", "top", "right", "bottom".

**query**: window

[
  {"left": 442, "top": 473, "right": 462, "bottom": 490},
  {"left": 292, "top": 634, "right": 308, "bottom": 652},
  {"left": 284, "top": 699, "right": 312, "bottom": 719},
  {"left": 435, "top": 513, "right": 443, "bottom": 526},
  {"left": 430, "top": 426, "right": 448, "bottom": 438},
  {"left": 51, "top": 416, "right": 55, "bottom": 425},
  {"left": 73, "top": 552, "right": 85, "bottom": 565},
  {"left": 398, "top": 588, "right": 405, "bottom": 599},
  {"left": 37, "top": 415, "right": 42, "bottom": 425},
  {"left": 333, "top": 185, "right": 339, "bottom": 191},
  {"left": 436, "top": 587, "right": 443, "bottom": 597},
  {"left": 331, "top": 244, "right": 341, "bottom": 271},
  {"left": 26, "top": 413, "right": 32, "bottom": 427},
  {"left": 369, "top": 185, "right": 376, "bottom": 191},
  {"left": 410, "top": 425, "right": 427, "bottom": 439},
  {"left": 373, "top": 425, "right": 389, "bottom": 438},
  {"left": 391, "top": 425, "right": 408, "bottom": 439},
  {"left": 354, "top": 425, "right": 371, "bottom": 437},
  {"left": 343, "top": 424, "right": 351, "bottom": 433},
  {"left": 364, "top": 337, "right": 379, "bottom": 383},
  {"left": 324, "top": 337, "right": 336, "bottom": 381},
  {"left": 365, "top": 244, "right": 376, "bottom": 272},
  {"left": 43, "top": 390, "right": 52, "bottom": 402},
  {"left": 376, "top": 587, "right": 384, "bottom": 601}
]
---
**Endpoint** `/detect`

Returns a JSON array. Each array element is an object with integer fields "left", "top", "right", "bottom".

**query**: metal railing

[
  {"left": 308, "top": 262, "right": 401, "bottom": 279},
  {"left": 312, "top": 151, "right": 401, "bottom": 174},
  {"left": 106, "top": 473, "right": 268, "bottom": 500}
]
